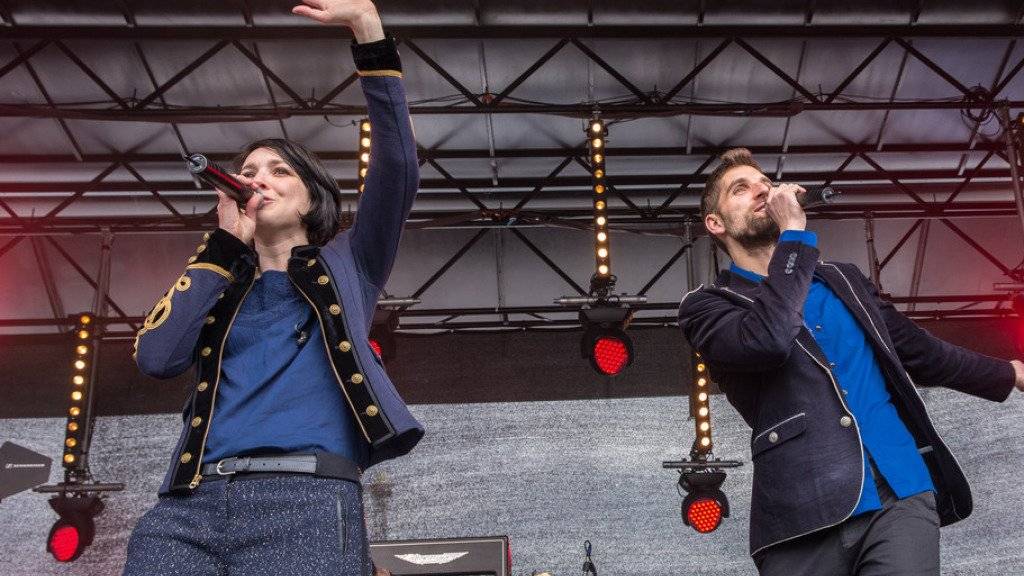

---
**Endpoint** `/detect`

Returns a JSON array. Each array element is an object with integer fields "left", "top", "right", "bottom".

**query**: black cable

[{"left": 581, "top": 540, "right": 597, "bottom": 576}]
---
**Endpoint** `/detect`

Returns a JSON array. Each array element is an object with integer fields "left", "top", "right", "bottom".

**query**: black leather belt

[{"left": 200, "top": 453, "right": 361, "bottom": 483}]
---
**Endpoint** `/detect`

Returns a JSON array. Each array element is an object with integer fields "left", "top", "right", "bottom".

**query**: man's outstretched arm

[{"left": 853, "top": 266, "right": 1024, "bottom": 401}]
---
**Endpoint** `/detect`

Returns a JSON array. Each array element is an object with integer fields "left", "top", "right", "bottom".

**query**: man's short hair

[{"left": 700, "top": 148, "right": 763, "bottom": 253}]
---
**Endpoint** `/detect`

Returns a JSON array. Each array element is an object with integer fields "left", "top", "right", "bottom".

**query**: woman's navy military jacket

[{"left": 134, "top": 43, "right": 423, "bottom": 494}]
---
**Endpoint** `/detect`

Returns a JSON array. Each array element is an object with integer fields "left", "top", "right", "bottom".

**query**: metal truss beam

[
  {"left": 939, "top": 218, "right": 1014, "bottom": 276},
  {"left": 0, "top": 31, "right": 1020, "bottom": 124},
  {"left": 403, "top": 40, "right": 484, "bottom": 107},
  {"left": 0, "top": 39, "right": 47, "bottom": 81},
  {"left": 3, "top": 100, "right": 1021, "bottom": 121},
  {"left": 637, "top": 241, "right": 694, "bottom": 296},
  {"left": 0, "top": 167, "right": 1013, "bottom": 194},
  {"left": 53, "top": 40, "right": 129, "bottom": 109},
  {"left": 510, "top": 228, "right": 588, "bottom": 296},
  {"left": 893, "top": 37, "right": 974, "bottom": 97},
  {"left": 879, "top": 219, "right": 924, "bottom": 271},
  {"left": 29, "top": 237, "right": 67, "bottom": 329},
  {"left": 654, "top": 155, "right": 716, "bottom": 215},
  {"left": 943, "top": 150, "right": 997, "bottom": 205},
  {"left": 14, "top": 42, "right": 85, "bottom": 160},
  {"left": 0, "top": 141, "right": 1009, "bottom": 165},
  {"left": 0, "top": 235, "right": 23, "bottom": 258},
  {"left": 660, "top": 39, "right": 731, "bottom": 104},
  {"left": 735, "top": 38, "right": 821, "bottom": 103},
  {"left": 134, "top": 42, "right": 191, "bottom": 154},
  {"left": 43, "top": 237, "right": 139, "bottom": 332},
  {"left": 409, "top": 229, "right": 490, "bottom": 299},
  {"left": 490, "top": 39, "right": 569, "bottom": 106},
  {"left": 231, "top": 40, "right": 309, "bottom": 109},
  {"left": 4, "top": 24, "right": 1023, "bottom": 41},
  {"left": 570, "top": 38, "right": 652, "bottom": 104},
  {"left": 824, "top": 38, "right": 892, "bottom": 104},
  {"left": 0, "top": 294, "right": 1015, "bottom": 335},
  {"left": 423, "top": 158, "right": 491, "bottom": 211},
  {"left": 1, "top": 202, "right": 1021, "bottom": 238},
  {"left": 510, "top": 156, "right": 577, "bottom": 213},
  {"left": 135, "top": 41, "right": 230, "bottom": 109}
]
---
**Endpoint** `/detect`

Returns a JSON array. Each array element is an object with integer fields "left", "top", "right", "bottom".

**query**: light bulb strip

[
  {"left": 63, "top": 314, "right": 94, "bottom": 469},
  {"left": 589, "top": 116, "right": 610, "bottom": 277},
  {"left": 357, "top": 118, "right": 371, "bottom": 195},
  {"left": 693, "top": 351, "right": 713, "bottom": 455}
]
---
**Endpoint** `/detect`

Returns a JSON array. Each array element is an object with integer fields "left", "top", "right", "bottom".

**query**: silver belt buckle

[{"left": 215, "top": 458, "right": 235, "bottom": 476}]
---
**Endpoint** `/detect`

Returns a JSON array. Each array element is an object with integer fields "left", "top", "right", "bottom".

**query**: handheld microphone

[
  {"left": 797, "top": 186, "right": 840, "bottom": 209},
  {"left": 185, "top": 153, "right": 256, "bottom": 208}
]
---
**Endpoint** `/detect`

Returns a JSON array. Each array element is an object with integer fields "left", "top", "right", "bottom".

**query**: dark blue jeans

[{"left": 123, "top": 474, "right": 371, "bottom": 576}]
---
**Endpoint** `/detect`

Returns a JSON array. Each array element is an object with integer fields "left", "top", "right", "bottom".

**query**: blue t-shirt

[
  {"left": 732, "top": 230, "right": 934, "bottom": 515},
  {"left": 203, "top": 270, "right": 366, "bottom": 466}
]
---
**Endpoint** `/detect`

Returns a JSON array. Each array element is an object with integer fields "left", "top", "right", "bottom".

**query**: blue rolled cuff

[{"left": 779, "top": 229, "right": 818, "bottom": 248}]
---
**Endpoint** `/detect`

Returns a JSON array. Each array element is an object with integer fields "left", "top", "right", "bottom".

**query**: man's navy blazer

[{"left": 678, "top": 236, "right": 1015, "bottom": 556}]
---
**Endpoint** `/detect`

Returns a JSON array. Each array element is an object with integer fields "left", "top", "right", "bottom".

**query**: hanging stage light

[
  {"left": 32, "top": 312, "right": 125, "bottom": 562},
  {"left": 662, "top": 350, "right": 742, "bottom": 534},
  {"left": 679, "top": 352, "right": 729, "bottom": 532},
  {"left": 678, "top": 470, "right": 730, "bottom": 533},
  {"left": 579, "top": 305, "right": 634, "bottom": 376},
  {"left": 562, "top": 115, "right": 642, "bottom": 377},
  {"left": 31, "top": 289, "right": 129, "bottom": 562},
  {"left": 357, "top": 118, "right": 371, "bottom": 194},
  {"left": 679, "top": 353, "right": 728, "bottom": 532},
  {"left": 46, "top": 494, "right": 103, "bottom": 562}
]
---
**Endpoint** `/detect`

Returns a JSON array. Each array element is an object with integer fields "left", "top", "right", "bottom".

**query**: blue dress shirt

[{"left": 203, "top": 270, "right": 366, "bottom": 466}]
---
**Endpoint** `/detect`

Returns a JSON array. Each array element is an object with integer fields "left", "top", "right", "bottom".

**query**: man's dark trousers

[{"left": 755, "top": 468, "right": 940, "bottom": 576}]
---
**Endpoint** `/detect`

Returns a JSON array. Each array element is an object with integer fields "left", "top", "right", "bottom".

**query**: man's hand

[
  {"left": 292, "top": 0, "right": 385, "bottom": 43},
  {"left": 1011, "top": 360, "right": 1024, "bottom": 392},
  {"left": 765, "top": 183, "right": 807, "bottom": 233}
]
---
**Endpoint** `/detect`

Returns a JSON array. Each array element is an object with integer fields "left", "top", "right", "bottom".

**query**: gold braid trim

[
  {"left": 175, "top": 275, "right": 192, "bottom": 292},
  {"left": 133, "top": 283, "right": 175, "bottom": 358},
  {"left": 186, "top": 263, "right": 235, "bottom": 283},
  {"left": 358, "top": 69, "right": 403, "bottom": 78}
]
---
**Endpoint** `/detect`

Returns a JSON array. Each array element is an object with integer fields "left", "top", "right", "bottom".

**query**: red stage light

[
  {"left": 593, "top": 336, "right": 630, "bottom": 375},
  {"left": 685, "top": 497, "right": 724, "bottom": 533},
  {"left": 46, "top": 495, "right": 101, "bottom": 563},
  {"left": 368, "top": 338, "right": 383, "bottom": 358},
  {"left": 580, "top": 306, "right": 634, "bottom": 376},
  {"left": 47, "top": 522, "right": 82, "bottom": 562}
]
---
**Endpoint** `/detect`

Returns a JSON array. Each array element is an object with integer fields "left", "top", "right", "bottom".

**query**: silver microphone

[{"left": 797, "top": 186, "right": 840, "bottom": 209}]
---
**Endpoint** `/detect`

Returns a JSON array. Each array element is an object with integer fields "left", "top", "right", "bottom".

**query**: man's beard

[{"left": 724, "top": 211, "right": 780, "bottom": 251}]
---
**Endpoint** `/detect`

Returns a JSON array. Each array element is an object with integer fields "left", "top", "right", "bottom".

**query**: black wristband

[{"left": 351, "top": 36, "right": 402, "bottom": 73}]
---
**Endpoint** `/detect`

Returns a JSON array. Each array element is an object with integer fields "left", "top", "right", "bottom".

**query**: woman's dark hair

[{"left": 233, "top": 138, "right": 341, "bottom": 246}]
